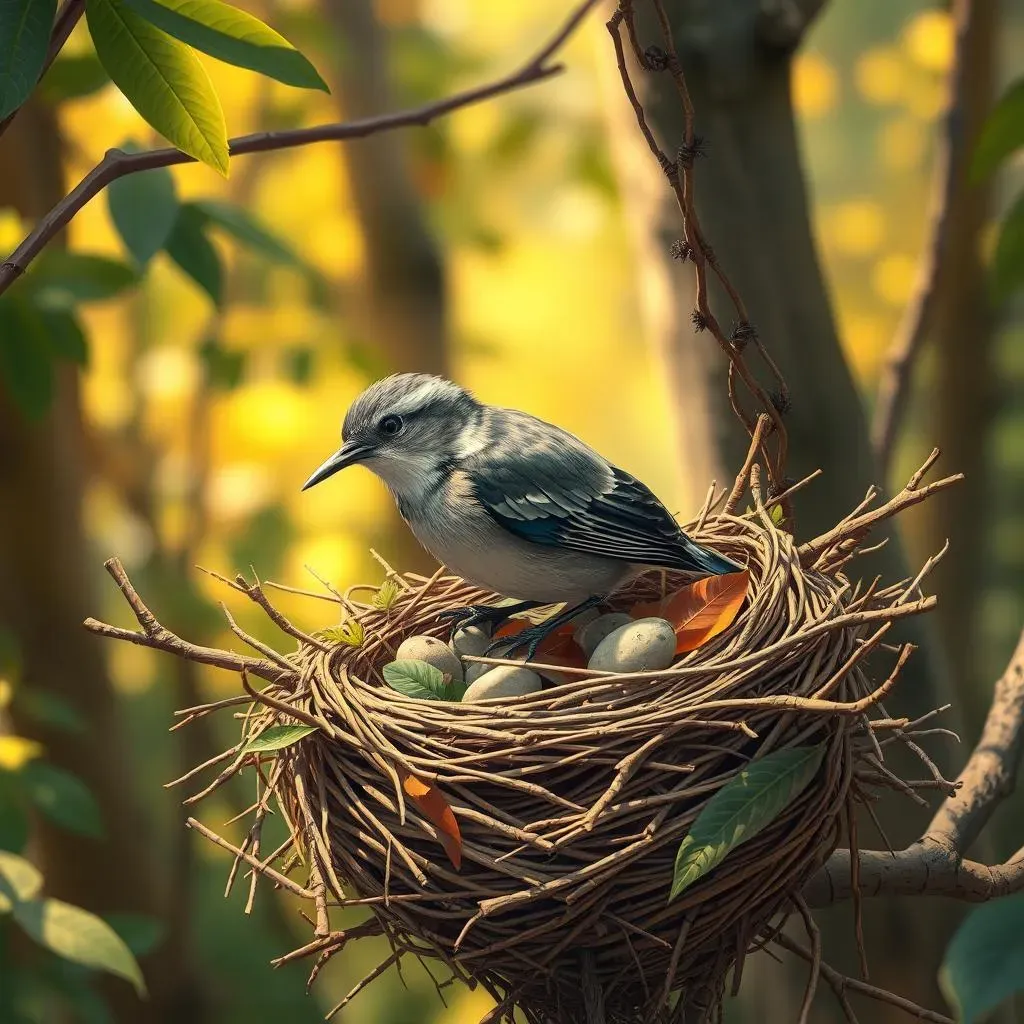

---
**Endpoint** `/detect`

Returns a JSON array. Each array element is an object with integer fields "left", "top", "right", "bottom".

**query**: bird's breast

[{"left": 397, "top": 472, "right": 631, "bottom": 603}]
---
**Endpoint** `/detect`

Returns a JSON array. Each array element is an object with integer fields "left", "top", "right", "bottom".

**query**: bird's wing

[{"left": 464, "top": 411, "right": 731, "bottom": 573}]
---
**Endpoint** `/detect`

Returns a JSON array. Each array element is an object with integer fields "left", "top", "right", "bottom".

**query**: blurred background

[{"left": 1, "top": 0, "right": 1022, "bottom": 1021}]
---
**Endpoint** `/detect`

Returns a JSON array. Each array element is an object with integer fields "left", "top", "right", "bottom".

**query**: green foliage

[
  {"left": 12, "top": 689, "right": 86, "bottom": 735},
  {"left": 13, "top": 898, "right": 146, "bottom": 996},
  {"left": 0, "top": 296, "right": 53, "bottom": 418},
  {"left": 39, "top": 51, "right": 110, "bottom": 102},
  {"left": 199, "top": 336, "right": 245, "bottom": 390},
  {"left": 20, "top": 762, "right": 104, "bottom": 839},
  {"left": 992, "top": 193, "right": 1024, "bottom": 303},
  {"left": 243, "top": 724, "right": 318, "bottom": 753},
  {"left": 122, "top": 0, "right": 327, "bottom": 91},
  {"left": 0, "top": 0, "right": 58, "bottom": 120},
  {"left": 30, "top": 252, "right": 137, "bottom": 305},
  {"left": 189, "top": 199, "right": 304, "bottom": 268},
  {"left": 383, "top": 659, "right": 466, "bottom": 702},
  {"left": 165, "top": 205, "right": 223, "bottom": 304},
  {"left": 0, "top": 775, "right": 29, "bottom": 853},
  {"left": 228, "top": 505, "right": 293, "bottom": 579},
  {"left": 373, "top": 579, "right": 401, "bottom": 611},
  {"left": 669, "top": 745, "right": 825, "bottom": 902},
  {"left": 107, "top": 150, "right": 180, "bottom": 266},
  {"left": 36, "top": 307, "right": 88, "bottom": 366},
  {"left": 104, "top": 912, "right": 166, "bottom": 957},
  {"left": 86, "top": 0, "right": 229, "bottom": 174},
  {"left": 283, "top": 346, "right": 313, "bottom": 385},
  {"left": 316, "top": 621, "right": 365, "bottom": 647},
  {"left": 940, "top": 894, "right": 1024, "bottom": 1023},
  {"left": 972, "top": 77, "right": 1024, "bottom": 182},
  {"left": 0, "top": 850, "right": 43, "bottom": 909}
]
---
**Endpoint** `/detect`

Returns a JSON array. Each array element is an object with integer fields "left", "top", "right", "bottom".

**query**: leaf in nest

[
  {"left": 632, "top": 569, "right": 749, "bottom": 654},
  {"left": 243, "top": 723, "right": 318, "bottom": 753},
  {"left": 402, "top": 772, "right": 462, "bottom": 870},
  {"left": 668, "top": 744, "right": 825, "bottom": 903},
  {"left": 316, "top": 621, "right": 364, "bottom": 647},
  {"left": 373, "top": 579, "right": 401, "bottom": 610},
  {"left": 383, "top": 659, "right": 466, "bottom": 702}
]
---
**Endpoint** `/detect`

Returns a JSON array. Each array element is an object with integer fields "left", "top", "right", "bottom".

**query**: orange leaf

[
  {"left": 402, "top": 772, "right": 462, "bottom": 870},
  {"left": 631, "top": 569, "right": 750, "bottom": 654}
]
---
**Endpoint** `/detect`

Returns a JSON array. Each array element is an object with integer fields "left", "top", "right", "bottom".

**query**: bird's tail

[{"left": 680, "top": 538, "right": 743, "bottom": 576}]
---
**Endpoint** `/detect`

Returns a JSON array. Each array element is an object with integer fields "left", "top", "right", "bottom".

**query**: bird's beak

[{"left": 301, "top": 441, "right": 372, "bottom": 491}]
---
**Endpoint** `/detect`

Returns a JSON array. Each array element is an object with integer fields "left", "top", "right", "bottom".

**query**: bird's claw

[{"left": 484, "top": 624, "right": 549, "bottom": 662}]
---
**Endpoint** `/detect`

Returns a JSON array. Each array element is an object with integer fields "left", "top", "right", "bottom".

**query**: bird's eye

[{"left": 379, "top": 414, "right": 403, "bottom": 437}]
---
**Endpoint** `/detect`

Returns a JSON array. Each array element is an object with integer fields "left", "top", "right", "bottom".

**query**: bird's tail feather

[{"left": 681, "top": 539, "right": 742, "bottom": 576}]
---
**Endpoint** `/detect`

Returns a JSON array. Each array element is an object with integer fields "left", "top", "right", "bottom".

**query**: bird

[{"left": 302, "top": 373, "right": 740, "bottom": 656}]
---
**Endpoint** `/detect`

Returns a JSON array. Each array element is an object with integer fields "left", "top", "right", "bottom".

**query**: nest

[{"left": 91, "top": 454, "right": 959, "bottom": 1024}]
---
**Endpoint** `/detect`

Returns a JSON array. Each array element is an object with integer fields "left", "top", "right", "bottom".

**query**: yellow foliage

[
  {"left": 792, "top": 53, "right": 839, "bottom": 119},
  {"left": 0, "top": 736, "right": 43, "bottom": 771},
  {"left": 879, "top": 117, "right": 927, "bottom": 171},
  {"left": 108, "top": 643, "right": 158, "bottom": 696},
  {"left": 287, "top": 531, "right": 366, "bottom": 591},
  {"left": 435, "top": 986, "right": 497, "bottom": 1024},
  {"left": 825, "top": 199, "right": 886, "bottom": 257},
  {"left": 902, "top": 9, "right": 955, "bottom": 72},
  {"left": 0, "top": 678, "right": 10, "bottom": 709},
  {"left": 872, "top": 253, "right": 919, "bottom": 306},
  {"left": 0, "top": 208, "right": 23, "bottom": 255},
  {"left": 854, "top": 47, "right": 907, "bottom": 106},
  {"left": 842, "top": 314, "right": 890, "bottom": 381}
]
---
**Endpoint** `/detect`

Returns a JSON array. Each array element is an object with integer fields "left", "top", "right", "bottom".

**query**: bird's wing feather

[{"left": 465, "top": 410, "right": 728, "bottom": 572}]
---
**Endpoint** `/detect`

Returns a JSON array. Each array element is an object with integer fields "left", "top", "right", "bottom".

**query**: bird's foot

[
  {"left": 483, "top": 596, "right": 604, "bottom": 661},
  {"left": 438, "top": 600, "right": 540, "bottom": 636}
]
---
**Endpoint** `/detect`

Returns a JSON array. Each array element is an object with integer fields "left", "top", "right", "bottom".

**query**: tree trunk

[
  {"left": 603, "top": 3, "right": 964, "bottom": 1018},
  {"left": 0, "top": 99, "right": 204, "bottom": 1024},
  {"left": 320, "top": 0, "right": 449, "bottom": 574}
]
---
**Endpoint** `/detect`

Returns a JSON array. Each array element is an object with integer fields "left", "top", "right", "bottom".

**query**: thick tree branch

[
  {"left": 0, "top": 0, "right": 599, "bottom": 297},
  {"left": 805, "top": 624, "right": 1024, "bottom": 906},
  {"left": 871, "top": 0, "right": 978, "bottom": 477}
]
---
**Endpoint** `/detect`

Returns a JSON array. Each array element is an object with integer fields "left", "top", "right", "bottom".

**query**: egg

[
  {"left": 462, "top": 665, "right": 543, "bottom": 701},
  {"left": 395, "top": 635, "right": 464, "bottom": 683},
  {"left": 587, "top": 617, "right": 677, "bottom": 673}
]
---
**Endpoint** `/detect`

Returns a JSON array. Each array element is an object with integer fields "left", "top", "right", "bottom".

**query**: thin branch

[
  {"left": 871, "top": 0, "right": 977, "bottom": 476},
  {"left": 0, "top": 0, "right": 601, "bottom": 297},
  {"left": 83, "top": 557, "right": 293, "bottom": 685},
  {"left": 805, "top": 625, "right": 1024, "bottom": 906}
]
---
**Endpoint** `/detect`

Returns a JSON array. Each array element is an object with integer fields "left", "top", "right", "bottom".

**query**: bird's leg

[
  {"left": 486, "top": 596, "right": 604, "bottom": 661},
  {"left": 438, "top": 600, "right": 542, "bottom": 636}
]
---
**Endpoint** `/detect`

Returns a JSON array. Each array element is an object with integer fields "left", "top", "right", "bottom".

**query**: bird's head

[{"left": 302, "top": 373, "right": 482, "bottom": 498}]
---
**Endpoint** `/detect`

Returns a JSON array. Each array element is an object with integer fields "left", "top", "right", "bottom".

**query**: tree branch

[
  {"left": 870, "top": 0, "right": 976, "bottom": 477},
  {"left": 0, "top": 0, "right": 600, "bottom": 297},
  {"left": 83, "top": 557, "right": 294, "bottom": 686},
  {"left": 804, "top": 624, "right": 1024, "bottom": 906}
]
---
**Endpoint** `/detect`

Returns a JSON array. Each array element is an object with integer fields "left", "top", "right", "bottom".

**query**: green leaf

[
  {"left": 243, "top": 723, "right": 318, "bottom": 753},
  {"left": 13, "top": 897, "right": 147, "bottom": 995},
  {"left": 122, "top": 0, "right": 327, "bottom": 91},
  {"left": 669, "top": 745, "right": 825, "bottom": 902},
  {"left": 12, "top": 689, "right": 86, "bottom": 734},
  {"left": 39, "top": 51, "right": 111, "bottom": 103},
  {"left": 107, "top": 147, "right": 179, "bottom": 265},
  {"left": 21, "top": 762, "right": 104, "bottom": 839},
  {"left": 85, "top": 0, "right": 229, "bottom": 175},
  {"left": 165, "top": 206, "right": 222, "bottom": 303},
  {"left": 103, "top": 912, "right": 166, "bottom": 957},
  {"left": 940, "top": 895, "right": 1024, "bottom": 1023},
  {"left": 973, "top": 77, "right": 1024, "bottom": 181},
  {"left": 284, "top": 346, "right": 313, "bottom": 385},
  {"left": 383, "top": 659, "right": 466, "bottom": 702},
  {"left": 992, "top": 192, "right": 1024, "bottom": 302},
  {"left": 0, "top": 850, "right": 42, "bottom": 911},
  {"left": 0, "top": 0, "right": 58, "bottom": 120},
  {"left": 198, "top": 336, "right": 244, "bottom": 389},
  {"left": 0, "top": 296, "right": 53, "bottom": 419},
  {"left": 30, "top": 252, "right": 137, "bottom": 304},
  {"left": 316, "top": 621, "right": 364, "bottom": 647},
  {"left": 187, "top": 199, "right": 301, "bottom": 266},
  {"left": 36, "top": 306, "right": 88, "bottom": 366}
]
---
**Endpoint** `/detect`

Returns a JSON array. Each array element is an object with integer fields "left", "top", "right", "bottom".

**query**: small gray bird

[{"left": 302, "top": 373, "right": 739, "bottom": 655}]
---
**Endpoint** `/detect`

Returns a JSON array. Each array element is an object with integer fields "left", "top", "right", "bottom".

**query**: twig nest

[
  {"left": 587, "top": 616, "right": 676, "bottom": 672},
  {"left": 462, "top": 664, "right": 543, "bottom": 701},
  {"left": 395, "top": 634, "right": 463, "bottom": 682},
  {"left": 575, "top": 611, "right": 632, "bottom": 657}
]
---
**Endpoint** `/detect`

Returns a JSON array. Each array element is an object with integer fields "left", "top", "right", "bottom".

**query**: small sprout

[
  {"left": 316, "top": 620, "right": 365, "bottom": 647},
  {"left": 373, "top": 578, "right": 401, "bottom": 610}
]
